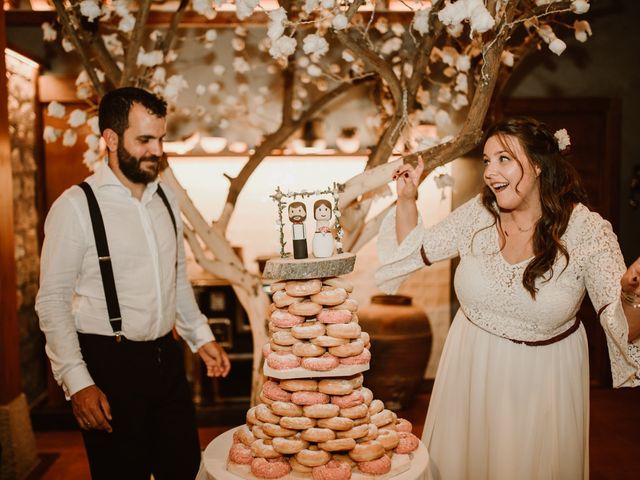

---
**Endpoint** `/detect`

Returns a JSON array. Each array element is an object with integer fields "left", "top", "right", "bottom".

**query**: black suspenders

[{"left": 78, "top": 182, "right": 177, "bottom": 340}]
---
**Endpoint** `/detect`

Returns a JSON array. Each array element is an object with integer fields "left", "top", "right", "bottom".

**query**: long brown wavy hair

[{"left": 480, "top": 117, "right": 588, "bottom": 298}]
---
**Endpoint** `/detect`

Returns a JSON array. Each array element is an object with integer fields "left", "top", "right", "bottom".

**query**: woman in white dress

[{"left": 375, "top": 118, "right": 640, "bottom": 480}]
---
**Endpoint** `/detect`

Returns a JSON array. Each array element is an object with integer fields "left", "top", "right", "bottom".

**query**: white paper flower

[
  {"left": 549, "top": 38, "right": 566, "bottom": 56},
  {"left": 435, "top": 109, "right": 452, "bottom": 130},
  {"left": 102, "top": 34, "right": 124, "bottom": 56},
  {"left": 119, "top": 14, "right": 136, "bottom": 33},
  {"left": 438, "top": 0, "right": 467, "bottom": 26},
  {"left": 321, "top": 0, "right": 335, "bottom": 8},
  {"left": 304, "top": 0, "right": 319, "bottom": 14},
  {"left": 163, "top": 75, "right": 188, "bottom": 102},
  {"left": 537, "top": 25, "right": 556, "bottom": 44},
  {"left": 213, "top": 65, "right": 225, "bottom": 76},
  {"left": 208, "top": 82, "right": 221, "bottom": 94},
  {"left": 43, "top": 126, "right": 61, "bottom": 143},
  {"left": 380, "top": 37, "right": 403, "bottom": 56},
  {"left": 113, "top": 0, "right": 129, "bottom": 17},
  {"left": 469, "top": 1, "right": 495, "bottom": 33},
  {"left": 233, "top": 56, "right": 251, "bottom": 74},
  {"left": 501, "top": 50, "right": 514, "bottom": 67},
  {"left": 456, "top": 55, "right": 471, "bottom": 72},
  {"left": 447, "top": 23, "right": 464, "bottom": 38},
  {"left": 437, "top": 86, "right": 452, "bottom": 103},
  {"left": 571, "top": 0, "right": 590, "bottom": 14},
  {"left": 342, "top": 49, "right": 355, "bottom": 63},
  {"left": 269, "top": 36, "right": 297, "bottom": 59},
  {"left": 236, "top": 0, "right": 259, "bottom": 21},
  {"left": 391, "top": 23, "right": 405, "bottom": 37},
  {"left": 232, "top": 38, "right": 246, "bottom": 51},
  {"left": 80, "top": 0, "right": 101, "bottom": 22},
  {"left": 136, "top": 48, "right": 164, "bottom": 67},
  {"left": 307, "top": 64, "right": 322, "bottom": 77},
  {"left": 268, "top": 7, "right": 288, "bottom": 41},
  {"left": 165, "top": 50, "right": 178, "bottom": 63},
  {"left": 412, "top": 8, "right": 431, "bottom": 35},
  {"left": 62, "top": 129, "right": 78, "bottom": 147},
  {"left": 417, "top": 88, "right": 430, "bottom": 106},
  {"left": 452, "top": 93, "right": 469, "bottom": 110},
  {"left": 303, "top": 34, "right": 329, "bottom": 57},
  {"left": 41, "top": 22, "right": 57, "bottom": 42},
  {"left": 196, "top": 84, "right": 206, "bottom": 96},
  {"left": 455, "top": 72, "right": 468, "bottom": 93},
  {"left": 193, "top": 0, "right": 217, "bottom": 19},
  {"left": 149, "top": 30, "right": 162, "bottom": 42},
  {"left": 554, "top": 128, "right": 571, "bottom": 151},
  {"left": 88, "top": 116, "right": 100, "bottom": 135},
  {"left": 85, "top": 134, "right": 101, "bottom": 150},
  {"left": 47, "top": 101, "right": 65, "bottom": 119},
  {"left": 439, "top": 46, "right": 458, "bottom": 67},
  {"left": 68, "top": 109, "right": 87, "bottom": 127},
  {"left": 574, "top": 20, "right": 592, "bottom": 43},
  {"left": 62, "top": 38, "right": 74, "bottom": 52},
  {"left": 83, "top": 148, "right": 100, "bottom": 168},
  {"left": 152, "top": 67, "right": 166, "bottom": 84},
  {"left": 205, "top": 30, "right": 218, "bottom": 42},
  {"left": 332, "top": 14, "right": 348, "bottom": 31}
]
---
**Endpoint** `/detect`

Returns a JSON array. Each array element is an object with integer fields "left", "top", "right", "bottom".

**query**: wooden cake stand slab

[{"left": 263, "top": 253, "right": 356, "bottom": 280}]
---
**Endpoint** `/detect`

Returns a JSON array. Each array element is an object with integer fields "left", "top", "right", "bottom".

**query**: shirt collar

[{"left": 92, "top": 159, "right": 159, "bottom": 203}]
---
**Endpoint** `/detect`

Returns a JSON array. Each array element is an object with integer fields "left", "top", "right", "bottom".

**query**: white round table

[{"left": 197, "top": 426, "right": 431, "bottom": 480}]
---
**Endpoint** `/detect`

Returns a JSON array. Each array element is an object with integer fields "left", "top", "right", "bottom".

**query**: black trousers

[{"left": 78, "top": 332, "right": 201, "bottom": 480}]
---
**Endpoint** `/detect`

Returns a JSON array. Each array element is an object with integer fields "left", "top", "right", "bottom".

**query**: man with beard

[
  {"left": 36, "top": 87, "right": 230, "bottom": 479},
  {"left": 288, "top": 201, "right": 309, "bottom": 259}
]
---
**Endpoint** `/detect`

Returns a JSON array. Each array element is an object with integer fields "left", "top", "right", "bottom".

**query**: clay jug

[{"left": 358, "top": 294, "right": 432, "bottom": 411}]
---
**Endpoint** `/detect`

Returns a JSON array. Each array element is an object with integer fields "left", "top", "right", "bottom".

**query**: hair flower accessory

[{"left": 554, "top": 128, "right": 571, "bottom": 151}]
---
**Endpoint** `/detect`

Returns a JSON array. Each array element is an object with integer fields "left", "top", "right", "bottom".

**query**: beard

[
  {"left": 117, "top": 143, "right": 161, "bottom": 184},
  {"left": 290, "top": 215, "right": 305, "bottom": 223}
]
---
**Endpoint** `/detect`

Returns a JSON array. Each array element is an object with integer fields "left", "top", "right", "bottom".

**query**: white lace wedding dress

[{"left": 375, "top": 195, "right": 640, "bottom": 480}]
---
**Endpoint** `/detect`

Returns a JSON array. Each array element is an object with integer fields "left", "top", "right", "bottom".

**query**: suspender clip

[{"left": 114, "top": 331, "right": 123, "bottom": 343}]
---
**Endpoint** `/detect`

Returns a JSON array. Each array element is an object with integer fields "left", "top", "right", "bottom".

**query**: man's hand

[
  {"left": 198, "top": 341, "right": 231, "bottom": 377},
  {"left": 71, "top": 385, "right": 112, "bottom": 432}
]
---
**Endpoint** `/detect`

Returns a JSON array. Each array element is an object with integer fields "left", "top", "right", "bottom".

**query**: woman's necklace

[{"left": 503, "top": 214, "right": 540, "bottom": 237}]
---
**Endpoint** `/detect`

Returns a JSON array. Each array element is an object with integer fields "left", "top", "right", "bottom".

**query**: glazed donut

[
  {"left": 377, "top": 429, "right": 400, "bottom": 450},
  {"left": 348, "top": 374, "right": 364, "bottom": 389},
  {"left": 351, "top": 314, "right": 359, "bottom": 324},
  {"left": 311, "top": 459, "right": 352, "bottom": 480},
  {"left": 268, "top": 303, "right": 278, "bottom": 314},
  {"left": 269, "top": 281, "right": 286, "bottom": 293},
  {"left": 336, "top": 424, "right": 369, "bottom": 440},
  {"left": 352, "top": 415, "right": 371, "bottom": 427},
  {"left": 348, "top": 440, "right": 385, "bottom": 462},
  {"left": 326, "top": 323, "right": 361, "bottom": 339},
  {"left": 252, "top": 425, "right": 270, "bottom": 440},
  {"left": 279, "top": 378, "right": 318, "bottom": 392},
  {"left": 357, "top": 454, "right": 392, "bottom": 475},
  {"left": 339, "top": 403, "right": 369, "bottom": 420},
  {"left": 317, "top": 416, "right": 354, "bottom": 431},
  {"left": 290, "top": 456, "right": 313, "bottom": 473},
  {"left": 228, "top": 442, "right": 253, "bottom": 464},
  {"left": 311, "top": 287, "right": 348, "bottom": 306},
  {"left": 322, "top": 277, "right": 354, "bottom": 293},
  {"left": 301, "top": 428, "right": 336, "bottom": 443},
  {"left": 303, "top": 403, "right": 340, "bottom": 419},
  {"left": 318, "top": 379, "right": 354, "bottom": 396},
  {"left": 263, "top": 381, "right": 292, "bottom": 402},
  {"left": 262, "top": 422, "right": 297, "bottom": 438},
  {"left": 395, "top": 432, "right": 420, "bottom": 454},
  {"left": 328, "top": 298, "right": 359, "bottom": 312},
  {"left": 340, "top": 348, "right": 371, "bottom": 365},
  {"left": 361, "top": 424, "right": 379, "bottom": 442},
  {"left": 251, "top": 457, "right": 291, "bottom": 479},
  {"left": 266, "top": 351, "right": 301, "bottom": 370},
  {"left": 331, "top": 390, "right": 363, "bottom": 409},
  {"left": 318, "top": 437, "right": 357, "bottom": 453},
  {"left": 295, "top": 448, "right": 332, "bottom": 467},
  {"left": 251, "top": 439, "right": 281, "bottom": 459},
  {"left": 273, "top": 290, "right": 300, "bottom": 308},
  {"left": 317, "top": 309, "right": 352, "bottom": 324},
  {"left": 292, "top": 342, "right": 326, "bottom": 357},
  {"left": 268, "top": 322, "right": 290, "bottom": 333},
  {"left": 289, "top": 300, "right": 323, "bottom": 317},
  {"left": 259, "top": 392, "right": 274, "bottom": 405},
  {"left": 270, "top": 401, "right": 303, "bottom": 417},
  {"left": 286, "top": 279, "right": 322, "bottom": 297},
  {"left": 270, "top": 309, "right": 305, "bottom": 328},
  {"left": 291, "top": 322, "right": 326, "bottom": 340},
  {"left": 329, "top": 339, "right": 364, "bottom": 358},
  {"left": 269, "top": 341, "right": 293, "bottom": 353},
  {"left": 234, "top": 424, "right": 256, "bottom": 447},
  {"left": 311, "top": 335, "right": 349, "bottom": 348},
  {"left": 255, "top": 404, "right": 281, "bottom": 424},
  {"left": 331, "top": 454, "right": 356, "bottom": 467},
  {"left": 271, "top": 330, "right": 298, "bottom": 346},
  {"left": 368, "top": 399, "right": 384, "bottom": 416},
  {"left": 291, "top": 390, "right": 330, "bottom": 406},
  {"left": 359, "top": 331, "right": 370, "bottom": 346},
  {"left": 395, "top": 418, "right": 413, "bottom": 433},
  {"left": 272, "top": 436, "right": 309, "bottom": 455},
  {"left": 359, "top": 387, "right": 373, "bottom": 405},
  {"left": 262, "top": 343, "right": 272, "bottom": 359},
  {"left": 246, "top": 407, "right": 263, "bottom": 426},
  {"left": 371, "top": 409, "right": 395, "bottom": 428},
  {"left": 302, "top": 353, "right": 340, "bottom": 371},
  {"left": 280, "top": 416, "right": 316, "bottom": 430}
]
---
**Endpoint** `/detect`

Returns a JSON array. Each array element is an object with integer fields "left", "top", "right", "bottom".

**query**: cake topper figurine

[
  {"left": 288, "top": 201, "right": 308, "bottom": 259},
  {"left": 312, "top": 199, "right": 334, "bottom": 258}
]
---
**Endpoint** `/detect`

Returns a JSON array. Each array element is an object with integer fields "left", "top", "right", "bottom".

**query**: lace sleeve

[{"left": 582, "top": 213, "right": 640, "bottom": 388}]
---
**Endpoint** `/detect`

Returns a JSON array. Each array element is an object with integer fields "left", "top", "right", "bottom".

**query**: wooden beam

[{"left": 0, "top": 5, "right": 22, "bottom": 405}]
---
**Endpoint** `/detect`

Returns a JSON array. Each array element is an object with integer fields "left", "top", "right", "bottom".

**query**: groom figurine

[{"left": 288, "top": 201, "right": 308, "bottom": 259}]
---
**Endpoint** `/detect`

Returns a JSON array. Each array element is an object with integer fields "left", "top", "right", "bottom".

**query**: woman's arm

[
  {"left": 621, "top": 257, "right": 640, "bottom": 341},
  {"left": 394, "top": 158, "right": 423, "bottom": 243}
]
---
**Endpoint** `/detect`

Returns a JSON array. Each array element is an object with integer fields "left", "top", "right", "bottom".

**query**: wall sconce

[
  {"left": 200, "top": 136, "right": 227, "bottom": 153},
  {"left": 163, "top": 131, "right": 200, "bottom": 155}
]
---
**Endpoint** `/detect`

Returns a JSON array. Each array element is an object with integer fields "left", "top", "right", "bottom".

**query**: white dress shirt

[{"left": 36, "top": 162, "right": 215, "bottom": 397}]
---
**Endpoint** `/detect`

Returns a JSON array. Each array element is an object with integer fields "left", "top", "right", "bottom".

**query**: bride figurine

[{"left": 312, "top": 199, "right": 334, "bottom": 258}]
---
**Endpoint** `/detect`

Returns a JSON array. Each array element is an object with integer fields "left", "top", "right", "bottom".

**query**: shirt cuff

[
  {"left": 185, "top": 321, "right": 216, "bottom": 353},
  {"left": 62, "top": 365, "right": 95, "bottom": 399}
]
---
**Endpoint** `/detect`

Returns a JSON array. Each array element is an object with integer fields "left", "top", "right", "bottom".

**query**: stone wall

[{"left": 6, "top": 51, "right": 46, "bottom": 403}]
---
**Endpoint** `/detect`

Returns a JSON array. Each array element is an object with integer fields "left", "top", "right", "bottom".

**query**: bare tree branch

[
  {"left": 157, "top": 0, "right": 190, "bottom": 56},
  {"left": 120, "top": 0, "right": 153, "bottom": 87}
]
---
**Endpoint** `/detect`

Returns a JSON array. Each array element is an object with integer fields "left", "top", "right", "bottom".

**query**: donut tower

[{"left": 226, "top": 253, "right": 422, "bottom": 479}]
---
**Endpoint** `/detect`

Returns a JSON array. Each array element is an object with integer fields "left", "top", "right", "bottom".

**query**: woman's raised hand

[{"left": 393, "top": 158, "right": 424, "bottom": 202}]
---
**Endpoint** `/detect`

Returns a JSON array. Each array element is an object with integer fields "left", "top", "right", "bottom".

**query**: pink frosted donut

[
  {"left": 271, "top": 330, "right": 298, "bottom": 346},
  {"left": 270, "top": 309, "right": 304, "bottom": 328},
  {"left": 267, "top": 351, "right": 301, "bottom": 370},
  {"left": 311, "top": 287, "right": 348, "bottom": 306},
  {"left": 286, "top": 279, "right": 322, "bottom": 297},
  {"left": 331, "top": 390, "right": 364, "bottom": 409},
  {"left": 262, "top": 343, "right": 272, "bottom": 359},
  {"left": 312, "top": 459, "right": 353, "bottom": 480},
  {"left": 395, "top": 432, "right": 420, "bottom": 454},
  {"left": 251, "top": 457, "right": 291, "bottom": 479},
  {"left": 234, "top": 425, "right": 256, "bottom": 446},
  {"left": 228, "top": 442, "right": 253, "bottom": 465},
  {"left": 357, "top": 455, "right": 391, "bottom": 475},
  {"left": 340, "top": 348, "right": 370, "bottom": 365},
  {"left": 302, "top": 353, "right": 340, "bottom": 371},
  {"left": 395, "top": 418, "right": 413, "bottom": 433},
  {"left": 318, "top": 309, "right": 352, "bottom": 324},
  {"left": 273, "top": 289, "right": 300, "bottom": 308},
  {"left": 291, "top": 390, "right": 330, "bottom": 406},
  {"left": 262, "top": 381, "right": 292, "bottom": 402}
]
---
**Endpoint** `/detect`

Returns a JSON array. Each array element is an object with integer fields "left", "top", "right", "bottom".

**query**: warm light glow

[{"left": 5, "top": 48, "right": 40, "bottom": 70}]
